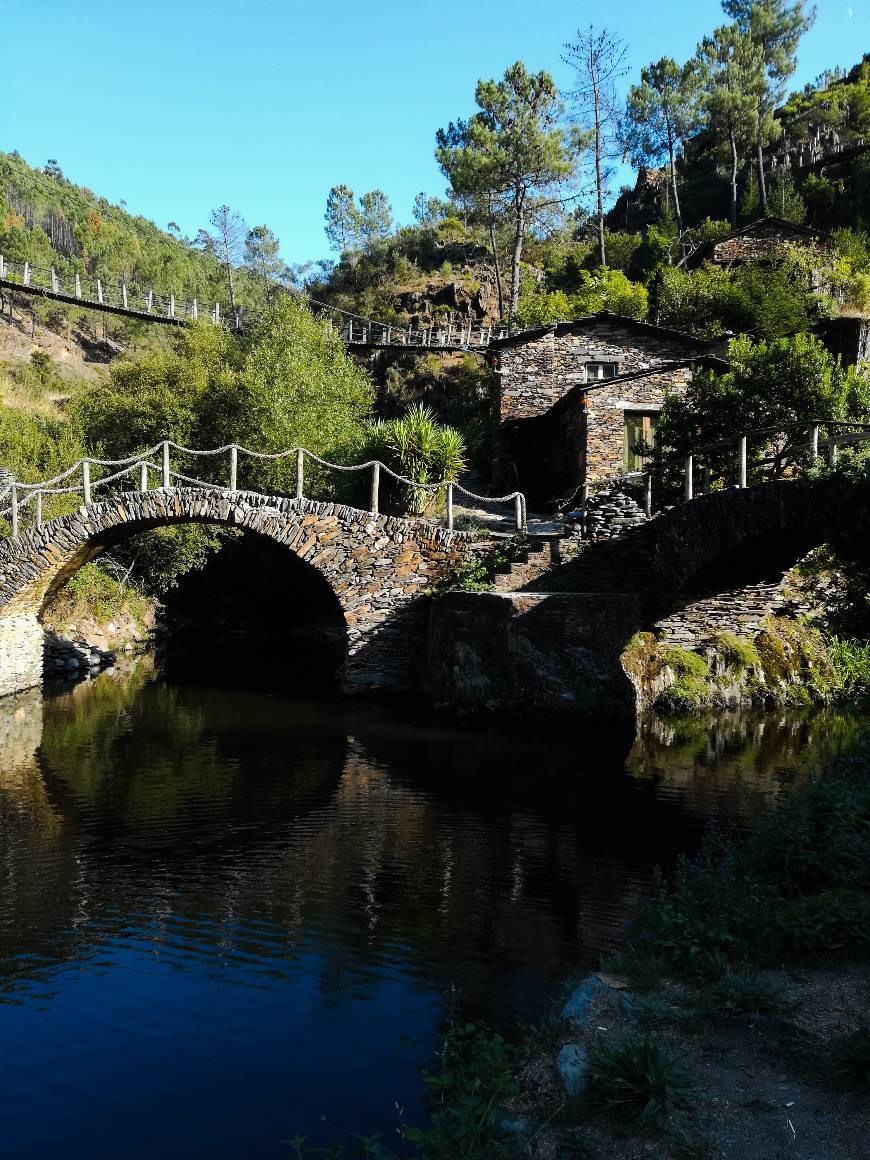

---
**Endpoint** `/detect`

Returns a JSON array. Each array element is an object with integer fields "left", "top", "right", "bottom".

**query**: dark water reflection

[{"left": 0, "top": 663, "right": 864, "bottom": 1158}]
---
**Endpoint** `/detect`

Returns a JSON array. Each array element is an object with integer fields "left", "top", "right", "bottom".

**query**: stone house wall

[
  {"left": 710, "top": 229, "right": 826, "bottom": 265},
  {"left": 493, "top": 317, "right": 712, "bottom": 496}
]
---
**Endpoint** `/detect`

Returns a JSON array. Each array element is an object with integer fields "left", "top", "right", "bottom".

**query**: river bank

[{"left": 402, "top": 749, "right": 870, "bottom": 1159}]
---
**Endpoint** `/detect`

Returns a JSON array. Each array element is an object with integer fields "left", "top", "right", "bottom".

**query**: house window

[
  {"left": 585, "top": 361, "right": 617, "bottom": 382},
  {"left": 623, "top": 411, "right": 658, "bottom": 472}
]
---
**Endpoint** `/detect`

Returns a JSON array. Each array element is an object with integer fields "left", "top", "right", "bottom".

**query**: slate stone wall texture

[
  {"left": 710, "top": 228, "right": 825, "bottom": 265},
  {"left": 424, "top": 590, "right": 642, "bottom": 721},
  {"left": 0, "top": 489, "right": 462, "bottom": 699},
  {"left": 492, "top": 317, "right": 712, "bottom": 491}
]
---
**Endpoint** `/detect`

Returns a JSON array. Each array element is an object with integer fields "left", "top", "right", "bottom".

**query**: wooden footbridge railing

[
  {"left": 0, "top": 256, "right": 504, "bottom": 351},
  {"left": 0, "top": 441, "right": 526, "bottom": 538}
]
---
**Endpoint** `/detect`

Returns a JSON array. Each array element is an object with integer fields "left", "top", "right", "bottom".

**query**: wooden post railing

[
  {"left": 738, "top": 436, "right": 748, "bottom": 488},
  {"left": 162, "top": 442, "right": 171, "bottom": 489},
  {"left": 140, "top": 461, "right": 149, "bottom": 492},
  {"left": 82, "top": 459, "right": 91, "bottom": 504},
  {"left": 229, "top": 444, "right": 238, "bottom": 492},
  {"left": 10, "top": 483, "right": 18, "bottom": 538},
  {"left": 446, "top": 482, "right": 454, "bottom": 531},
  {"left": 684, "top": 454, "right": 694, "bottom": 501},
  {"left": 514, "top": 493, "right": 524, "bottom": 531},
  {"left": 370, "top": 461, "right": 380, "bottom": 515},
  {"left": 295, "top": 448, "right": 304, "bottom": 500}
]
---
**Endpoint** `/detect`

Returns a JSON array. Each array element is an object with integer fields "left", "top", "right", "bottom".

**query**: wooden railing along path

[
  {"left": 0, "top": 441, "right": 527, "bottom": 538},
  {"left": 0, "top": 256, "right": 504, "bottom": 351}
]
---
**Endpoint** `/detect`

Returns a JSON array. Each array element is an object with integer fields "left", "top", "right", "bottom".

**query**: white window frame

[{"left": 584, "top": 361, "right": 618, "bottom": 382}]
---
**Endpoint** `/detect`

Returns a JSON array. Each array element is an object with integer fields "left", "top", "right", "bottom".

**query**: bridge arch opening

[{"left": 39, "top": 525, "right": 349, "bottom": 694}]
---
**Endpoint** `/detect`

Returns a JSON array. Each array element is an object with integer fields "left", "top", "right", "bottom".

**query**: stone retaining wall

[{"left": 425, "top": 590, "right": 641, "bottom": 721}]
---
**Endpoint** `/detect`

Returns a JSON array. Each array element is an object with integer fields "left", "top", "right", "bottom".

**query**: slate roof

[{"left": 489, "top": 310, "right": 725, "bottom": 354}]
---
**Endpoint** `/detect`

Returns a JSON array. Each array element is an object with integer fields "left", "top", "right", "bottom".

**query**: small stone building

[
  {"left": 685, "top": 216, "right": 834, "bottom": 270},
  {"left": 490, "top": 312, "right": 726, "bottom": 506}
]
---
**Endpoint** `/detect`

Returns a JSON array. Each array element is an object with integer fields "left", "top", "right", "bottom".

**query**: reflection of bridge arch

[{"left": 0, "top": 489, "right": 460, "bottom": 697}]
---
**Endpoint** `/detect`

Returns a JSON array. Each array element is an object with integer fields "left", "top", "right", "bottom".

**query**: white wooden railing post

[
  {"left": 146, "top": 290, "right": 153, "bottom": 313},
  {"left": 139, "top": 461, "right": 149, "bottom": 492},
  {"left": 295, "top": 448, "right": 304, "bottom": 500},
  {"left": 229, "top": 444, "right": 238, "bottom": 491},
  {"left": 51, "top": 267, "right": 59, "bottom": 293},
  {"left": 82, "top": 459, "right": 91, "bottom": 505},
  {"left": 192, "top": 298, "right": 198, "bottom": 320},
  {"left": 810, "top": 424, "right": 820, "bottom": 461},
  {"left": 214, "top": 302, "right": 220, "bottom": 325},
  {"left": 96, "top": 278, "right": 103, "bottom": 304},
  {"left": 0, "top": 255, "right": 5, "bottom": 280},
  {"left": 446, "top": 481, "right": 454, "bottom": 531},
  {"left": 10, "top": 483, "right": 18, "bottom": 538},
  {"left": 684, "top": 454, "right": 694, "bottom": 501},
  {"left": 35, "top": 491, "right": 42, "bottom": 530},
  {"left": 514, "top": 493, "right": 524, "bottom": 531},
  {"left": 23, "top": 262, "right": 30, "bottom": 287},
  {"left": 370, "top": 461, "right": 380, "bottom": 515},
  {"left": 168, "top": 294, "right": 175, "bottom": 319},
  {"left": 75, "top": 273, "right": 81, "bottom": 299},
  {"left": 162, "top": 442, "right": 171, "bottom": 489},
  {"left": 738, "top": 436, "right": 748, "bottom": 488},
  {"left": 644, "top": 471, "right": 652, "bottom": 517},
  {"left": 828, "top": 440, "right": 838, "bottom": 468},
  {"left": 121, "top": 283, "right": 128, "bottom": 310}
]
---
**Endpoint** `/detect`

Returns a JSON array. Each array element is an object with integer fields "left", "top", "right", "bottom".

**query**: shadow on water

[{"left": 0, "top": 658, "right": 866, "bottom": 1159}]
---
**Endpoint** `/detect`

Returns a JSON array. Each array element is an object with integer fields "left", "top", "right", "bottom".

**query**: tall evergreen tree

[
  {"left": 244, "top": 225, "right": 288, "bottom": 299},
  {"left": 436, "top": 62, "right": 578, "bottom": 328},
  {"left": 697, "top": 24, "right": 766, "bottom": 227},
  {"left": 623, "top": 58, "right": 701, "bottom": 234},
  {"left": 723, "top": 0, "right": 816, "bottom": 212},
  {"left": 324, "top": 185, "right": 361, "bottom": 255},
  {"left": 358, "top": 190, "right": 394, "bottom": 243}
]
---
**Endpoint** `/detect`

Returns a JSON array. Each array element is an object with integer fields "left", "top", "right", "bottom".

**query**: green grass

[{"left": 586, "top": 1035, "right": 697, "bottom": 1127}]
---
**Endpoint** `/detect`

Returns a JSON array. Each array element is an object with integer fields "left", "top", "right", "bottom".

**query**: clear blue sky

[{"left": 3, "top": 1, "right": 866, "bottom": 266}]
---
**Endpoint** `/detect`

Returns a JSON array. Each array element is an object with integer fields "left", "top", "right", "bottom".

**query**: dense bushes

[{"left": 621, "top": 762, "right": 870, "bottom": 978}]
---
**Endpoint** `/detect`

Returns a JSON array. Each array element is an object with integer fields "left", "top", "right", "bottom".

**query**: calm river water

[{"left": 0, "top": 660, "right": 864, "bottom": 1158}]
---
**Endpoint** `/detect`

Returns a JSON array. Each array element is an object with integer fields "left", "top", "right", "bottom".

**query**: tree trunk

[
  {"left": 667, "top": 130, "right": 683, "bottom": 233},
  {"left": 729, "top": 130, "right": 739, "bottom": 228},
  {"left": 488, "top": 215, "right": 505, "bottom": 320},
  {"left": 591, "top": 49, "right": 606, "bottom": 267},
  {"left": 508, "top": 196, "right": 525, "bottom": 332},
  {"left": 756, "top": 139, "right": 768, "bottom": 215}
]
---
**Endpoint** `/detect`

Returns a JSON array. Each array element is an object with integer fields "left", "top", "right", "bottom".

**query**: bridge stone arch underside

[
  {"left": 0, "top": 489, "right": 462, "bottom": 699},
  {"left": 646, "top": 479, "right": 843, "bottom": 601}
]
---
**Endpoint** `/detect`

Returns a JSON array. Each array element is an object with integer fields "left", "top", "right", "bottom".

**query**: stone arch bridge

[{"left": 0, "top": 488, "right": 462, "bottom": 699}]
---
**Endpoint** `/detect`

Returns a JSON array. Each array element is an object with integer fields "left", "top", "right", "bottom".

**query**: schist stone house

[
  {"left": 684, "top": 216, "right": 834, "bottom": 273},
  {"left": 490, "top": 312, "right": 727, "bottom": 506}
]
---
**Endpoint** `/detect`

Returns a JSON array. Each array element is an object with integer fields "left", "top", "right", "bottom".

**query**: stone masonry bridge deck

[{"left": 0, "top": 489, "right": 463, "bottom": 699}]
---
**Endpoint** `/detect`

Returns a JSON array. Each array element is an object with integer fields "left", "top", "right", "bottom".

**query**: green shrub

[
  {"left": 698, "top": 970, "right": 786, "bottom": 1016},
  {"left": 624, "top": 767, "right": 870, "bottom": 975},
  {"left": 776, "top": 890, "right": 870, "bottom": 955},
  {"left": 712, "top": 632, "right": 760, "bottom": 673},
  {"left": 587, "top": 1035, "right": 697, "bottom": 1126},
  {"left": 830, "top": 636, "right": 870, "bottom": 696},
  {"left": 357, "top": 402, "right": 466, "bottom": 515}
]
